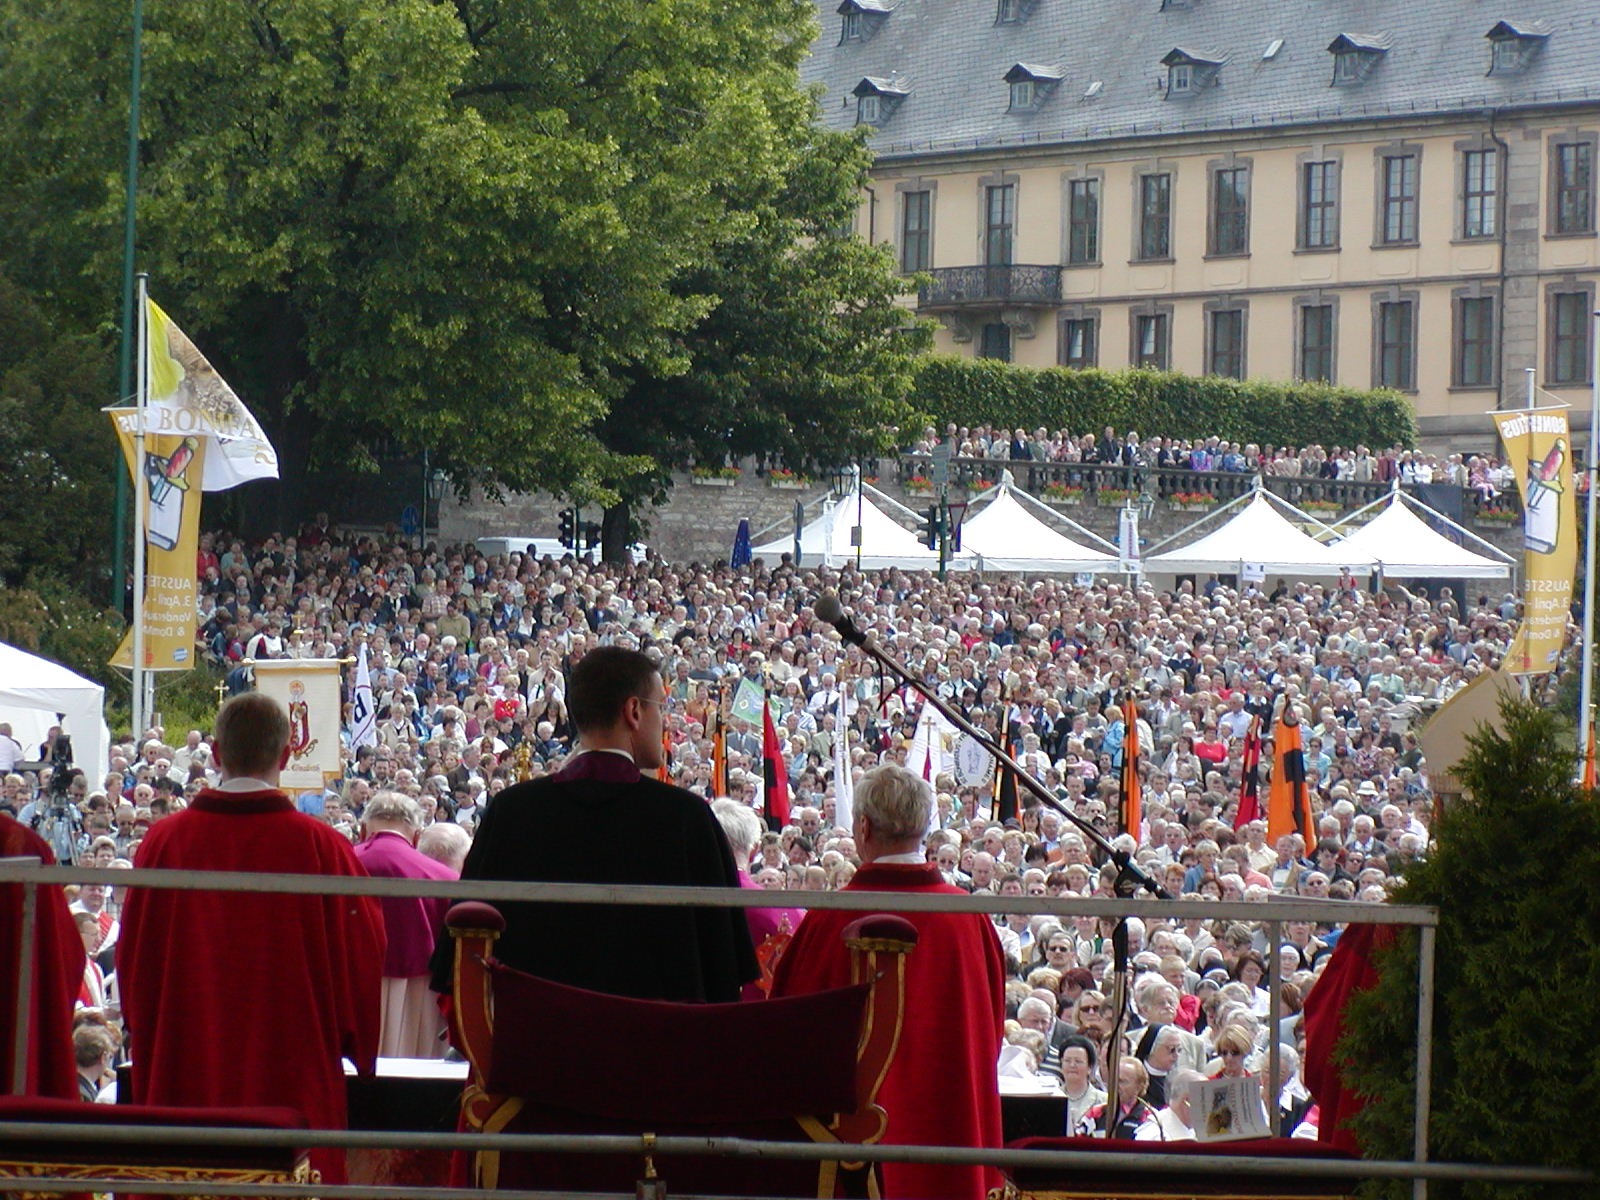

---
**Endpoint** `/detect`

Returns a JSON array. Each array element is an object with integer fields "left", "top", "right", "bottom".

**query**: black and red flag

[
  {"left": 1267, "top": 701, "right": 1313, "bottom": 845},
  {"left": 1234, "top": 714, "right": 1263, "bottom": 830}
]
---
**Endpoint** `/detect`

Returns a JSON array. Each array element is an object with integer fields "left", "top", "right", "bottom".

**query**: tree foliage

[
  {"left": 0, "top": 0, "right": 914, "bottom": 536},
  {"left": 1338, "top": 699, "right": 1600, "bottom": 1200},
  {"left": 908, "top": 357, "right": 1418, "bottom": 451}
]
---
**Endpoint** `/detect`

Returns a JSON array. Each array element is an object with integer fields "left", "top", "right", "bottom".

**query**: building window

[
  {"left": 1009, "top": 79, "right": 1035, "bottom": 111},
  {"left": 1379, "top": 153, "right": 1418, "bottom": 245},
  {"left": 1168, "top": 63, "right": 1192, "bottom": 95},
  {"left": 1067, "top": 178, "right": 1099, "bottom": 265},
  {"left": 980, "top": 322, "right": 1012, "bottom": 362},
  {"left": 1138, "top": 173, "right": 1171, "bottom": 260},
  {"left": 1553, "top": 141, "right": 1595, "bottom": 235},
  {"left": 1376, "top": 299, "right": 1416, "bottom": 390},
  {"left": 997, "top": 0, "right": 1022, "bottom": 22},
  {"left": 1300, "top": 161, "right": 1339, "bottom": 250},
  {"left": 1455, "top": 295, "right": 1497, "bottom": 388},
  {"left": 1333, "top": 52, "right": 1363, "bottom": 84},
  {"left": 1208, "top": 308, "right": 1246, "bottom": 379},
  {"left": 1461, "top": 149, "right": 1497, "bottom": 239},
  {"left": 1210, "top": 166, "right": 1249, "bottom": 256},
  {"left": 842, "top": 9, "right": 863, "bottom": 42},
  {"left": 1061, "top": 317, "right": 1097, "bottom": 369},
  {"left": 901, "top": 190, "right": 931, "bottom": 274},
  {"left": 984, "top": 184, "right": 1015, "bottom": 266},
  {"left": 1133, "top": 312, "right": 1169, "bottom": 370},
  {"left": 1299, "top": 304, "right": 1335, "bottom": 383},
  {"left": 1550, "top": 292, "right": 1592, "bottom": 385},
  {"left": 856, "top": 94, "right": 881, "bottom": 126}
]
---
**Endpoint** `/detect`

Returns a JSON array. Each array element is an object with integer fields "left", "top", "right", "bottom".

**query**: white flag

[
  {"left": 350, "top": 644, "right": 377, "bottom": 751},
  {"left": 143, "top": 298, "right": 279, "bottom": 491},
  {"left": 833, "top": 686, "right": 853, "bottom": 832}
]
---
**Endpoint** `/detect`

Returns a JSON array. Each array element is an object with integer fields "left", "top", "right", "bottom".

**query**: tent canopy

[
  {"left": 961, "top": 487, "right": 1119, "bottom": 574},
  {"left": 1327, "top": 499, "right": 1513, "bottom": 579},
  {"left": 1145, "top": 494, "right": 1371, "bottom": 577},
  {"left": 0, "top": 641, "right": 109, "bottom": 781},
  {"left": 752, "top": 493, "right": 977, "bottom": 571}
]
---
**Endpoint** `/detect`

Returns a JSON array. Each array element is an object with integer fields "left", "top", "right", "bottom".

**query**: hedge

[
  {"left": 906, "top": 357, "right": 1417, "bottom": 451},
  {"left": 1337, "top": 699, "right": 1600, "bottom": 1199}
]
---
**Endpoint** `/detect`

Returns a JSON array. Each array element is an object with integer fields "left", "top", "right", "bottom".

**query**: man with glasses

[{"left": 430, "top": 646, "right": 755, "bottom": 1003}]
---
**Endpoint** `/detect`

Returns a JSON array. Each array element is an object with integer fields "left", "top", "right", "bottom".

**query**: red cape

[
  {"left": 0, "top": 817, "right": 85, "bottom": 1099},
  {"left": 118, "top": 789, "right": 385, "bottom": 1183},
  {"left": 1301, "top": 923, "right": 1395, "bottom": 1154},
  {"left": 771, "top": 862, "right": 1005, "bottom": 1200}
]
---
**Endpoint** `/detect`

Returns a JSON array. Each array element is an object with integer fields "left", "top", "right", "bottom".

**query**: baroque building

[{"left": 802, "top": 0, "right": 1600, "bottom": 448}]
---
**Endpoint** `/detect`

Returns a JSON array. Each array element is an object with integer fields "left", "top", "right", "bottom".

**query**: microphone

[{"left": 813, "top": 592, "right": 867, "bottom": 647}]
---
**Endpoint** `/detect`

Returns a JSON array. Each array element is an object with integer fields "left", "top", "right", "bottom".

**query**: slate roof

[{"left": 801, "top": 0, "right": 1600, "bottom": 161}]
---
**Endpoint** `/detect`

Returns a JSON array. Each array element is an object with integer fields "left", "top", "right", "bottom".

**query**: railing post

[
  {"left": 1266, "top": 916, "right": 1282, "bottom": 1137},
  {"left": 1413, "top": 924, "right": 1438, "bottom": 1200},
  {"left": 10, "top": 880, "right": 37, "bottom": 1096}
]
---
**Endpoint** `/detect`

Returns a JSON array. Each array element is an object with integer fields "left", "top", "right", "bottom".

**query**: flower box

[
  {"left": 1047, "top": 496, "right": 1083, "bottom": 507},
  {"left": 1098, "top": 490, "right": 1138, "bottom": 506},
  {"left": 769, "top": 479, "right": 809, "bottom": 490},
  {"left": 1475, "top": 510, "right": 1519, "bottom": 526},
  {"left": 694, "top": 475, "right": 735, "bottom": 487}
]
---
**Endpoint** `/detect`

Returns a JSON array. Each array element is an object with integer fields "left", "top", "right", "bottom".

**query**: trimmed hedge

[
  {"left": 907, "top": 357, "right": 1417, "bottom": 451},
  {"left": 1338, "top": 699, "right": 1600, "bottom": 1199}
]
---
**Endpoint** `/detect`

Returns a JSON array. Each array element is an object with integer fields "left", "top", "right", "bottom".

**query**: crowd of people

[
  {"left": 906, "top": 424, "right": 1512, "bottom": 502},
  {"left": 3, "top": 506, "right": 1514, "bottom": 1171}
]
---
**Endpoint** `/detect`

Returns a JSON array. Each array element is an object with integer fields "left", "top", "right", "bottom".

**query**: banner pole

[
  {"left": 131, "top": 274, "right": 150, "bottom": 744},
  {"left": 1580, "top": 312, "right": 1600, "bottom": 776}
]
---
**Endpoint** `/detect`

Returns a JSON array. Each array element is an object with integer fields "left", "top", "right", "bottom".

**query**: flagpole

[
  {"left": 131, "top": 273, "right": 150, "bottom": 743},
  {"left": 1580, "top": 311, "right": 1600, "bottom": 775}
]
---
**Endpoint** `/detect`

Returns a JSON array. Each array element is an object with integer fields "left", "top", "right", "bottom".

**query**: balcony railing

[{"left": 918, "top": 265, "right": 1063, "bottom": 309}]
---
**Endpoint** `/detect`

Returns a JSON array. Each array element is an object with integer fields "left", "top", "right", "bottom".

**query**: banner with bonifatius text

[{"left": 1492, "top": 407, "right": 1578, "bottom": 675}]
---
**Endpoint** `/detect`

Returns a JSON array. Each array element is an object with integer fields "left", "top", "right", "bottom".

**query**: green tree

[
  {"left": 0, "top": 274, "right": 119, "bottom": 589},
  {"left": 1339, "top": 698, "right": 1599, "bottom": 1199},
  {"left": 0, "top": 0, "right": 869, "bottom": 528},
  {"left": 595, "top": 120, "right": 929, "bottom": 559}
]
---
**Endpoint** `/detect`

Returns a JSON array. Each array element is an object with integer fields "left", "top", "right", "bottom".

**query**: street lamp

[{"left": 425, "top": 466, "right": 448, "bottom": 547}]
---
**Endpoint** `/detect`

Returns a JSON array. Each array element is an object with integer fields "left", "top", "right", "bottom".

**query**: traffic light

[
  {"left": 557, "top": 507, "right": 576, "bottom": 549},
  {"left": 582, "top": 522, "right": 602, "bottom": 551},
  {"left": 918, "top": 503, "right": 941, "bottom": 550}
]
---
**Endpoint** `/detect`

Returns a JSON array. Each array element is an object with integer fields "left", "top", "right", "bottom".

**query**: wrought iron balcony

[{"left": 918, "top": 264, "right": 1063, "bottom": 309}]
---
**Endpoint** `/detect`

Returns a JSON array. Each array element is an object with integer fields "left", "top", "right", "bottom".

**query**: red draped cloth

[
  {"left": 0, "top": 817, "right": 85, "bottom": 1099},
  {"left": 1302, "top": 923, "right": 1396, "bottom": 1154},
  {"left": 772, "top": 861, "right": 1006, "bottom": 1200}
]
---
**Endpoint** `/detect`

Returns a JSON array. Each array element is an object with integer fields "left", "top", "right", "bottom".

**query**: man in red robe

[
  {"left": 772, "top": 764, "right": 1005, "bottom": 1200},
  {"left": 119, "top": 693, "right": 385, "bottom": 1184},
  {"left": 0, "top": 815, "right": 86, "bottom": 1099}
]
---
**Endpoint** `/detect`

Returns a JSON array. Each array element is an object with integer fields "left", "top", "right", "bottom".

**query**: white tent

[
  {"left": 0, "top": 642, "right": 109, "bottom": 780},
  {"left": 752, "top": 493, "right": 977, "bottom": 570},
  {"left": 1328, "top": 498, "right": 1513, "bottom": 579},
  {"left": 961, "top": 486, "right": 1120, "bottom": 574},
  {"left": 1145, "top": 493, "right": 1371, "bottom": 577}
]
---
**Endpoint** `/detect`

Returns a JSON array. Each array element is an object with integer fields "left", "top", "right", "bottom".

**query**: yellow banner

[
  {"left": 109, "top": 408, "right": 205, "bottom": 672},
  {"left": 1492, "top": 407, "right": 1578, "bottom": 675},
  {"left": 251, "top": 660, "right": 344, "bottom": 789}
]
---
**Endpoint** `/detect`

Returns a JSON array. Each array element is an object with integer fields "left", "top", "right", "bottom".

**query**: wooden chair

[{"left": 443, "top": 900, "right": 917, "bottom": 1198}]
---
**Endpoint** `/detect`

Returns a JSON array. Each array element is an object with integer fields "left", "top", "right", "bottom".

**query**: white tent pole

[
  {"left": 862, "top": 479, "right": 928, "bottom": 521},
  {"left": 1254, "top": 484, "right": 1341, "bottom": 534},
  {"left": 1003, "top": 482, "right": 1121, "bottom": 552},
  {"left": 1142, "top": 486, "right": 1257, "bottom": 555}
]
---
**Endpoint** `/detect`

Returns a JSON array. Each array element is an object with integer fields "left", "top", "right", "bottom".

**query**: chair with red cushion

[{"left": 442, "top": 900, "right": 917, "bottom": 1198}]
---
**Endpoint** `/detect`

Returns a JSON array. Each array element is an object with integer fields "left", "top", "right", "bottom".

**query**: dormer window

[
  {"left": 853, "top": 76, "right": 909, "bottom": 126},
  {"left": 1327, "top": 33, "right": 1390, "bottom": 85},
  {"left": 1160, "top": 48, "right": 1223, "bottom": 98},
  {"left": 1486, "top": 20, "right": 1550, "bottom": 76},
  {"left": 996, "top": 0, "right": 1024, "bottom": 23},
  {"left": 837, "top": 0, "right": 892, "bottom": 44},
  {"left": 1003, "top": 63, "right": 1063, "bottom": 112}
]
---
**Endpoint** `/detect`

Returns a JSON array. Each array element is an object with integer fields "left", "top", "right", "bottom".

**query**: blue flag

[{"left": 731, "top": 517, "right": 752, "bottom": 568}]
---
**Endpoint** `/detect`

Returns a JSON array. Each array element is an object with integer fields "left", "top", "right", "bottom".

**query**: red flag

[
  {"left": 994, "top": 760, "right": 1018, "bottom": 824},
  {"left": 1267, "top": 703, "right": 1313, "bottom": 845},
  {"left": 1234, "top": 715, "right": 1263, "bottom": 829},
  {"left": 761, "top": 695, "right": 791, "bottom": 827},
  {"left": 710, "top": 706, "right": 728, "bottom": 798},
  {"left": 1585, "top": 716, "right": 1596, "bottom": 792},
  {"left": 1119, "top": 692, "right": 1141, "bottom": 841},
  {"left": 656, "top": 718, "right": 672, "bottom": 783}
]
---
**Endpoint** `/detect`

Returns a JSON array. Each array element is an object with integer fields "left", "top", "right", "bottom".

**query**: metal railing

[
  {"left": 918, "top": 265, "right": 1064, "bottom": 309},
  {"left": 0, "top": 859, "right": 1576, "bottom": 1199}
]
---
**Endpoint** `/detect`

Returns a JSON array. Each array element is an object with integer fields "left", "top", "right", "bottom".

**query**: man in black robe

[{"left": 429, "top": 646, "right": 756, "bottom": 1002}]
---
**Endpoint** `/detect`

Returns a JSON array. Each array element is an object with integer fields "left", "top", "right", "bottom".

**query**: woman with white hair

[{"left": 711, "top": 799, "right": 803, "bottom": 1000}]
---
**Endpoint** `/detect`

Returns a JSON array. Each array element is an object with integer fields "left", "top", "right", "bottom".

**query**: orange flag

[
  {"left": 710, "top": 706, "right": 729, "bottom": 798},
  {"left": 1584, "top": 715, "right": 1596, "bottom": 792},
  {"left": 1267, "top": 703, "right": 1314, "bottom": 846}
]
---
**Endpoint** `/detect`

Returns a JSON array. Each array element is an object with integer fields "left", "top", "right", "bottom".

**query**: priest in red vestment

[
  {"left": 772, "top": 764, "right": 1005, "bottom": 1200},
  {"left": 0, "top": 815, "right": 86, "bottom": 1099},
  {"left": 119, "top": 694, "right": 385, "bottom": 1184}
]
